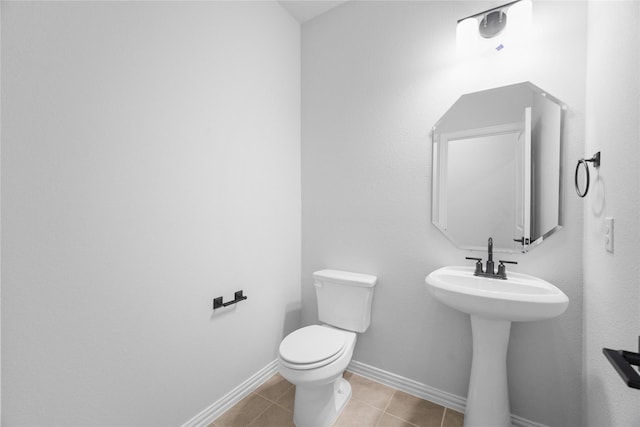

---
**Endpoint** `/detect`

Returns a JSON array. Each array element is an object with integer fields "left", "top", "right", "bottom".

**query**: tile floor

[{"left": 209, "top": 371, "right": 464, "bottom": 427}]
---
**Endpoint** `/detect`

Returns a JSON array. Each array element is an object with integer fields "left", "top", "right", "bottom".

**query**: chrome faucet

[{"left": 465, "top": 237, "right": 518, "bottom": 280}]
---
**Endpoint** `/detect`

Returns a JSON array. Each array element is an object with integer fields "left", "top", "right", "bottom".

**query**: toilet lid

[{"left": 279, "top": 325, "right": 346, "bottom": 365}]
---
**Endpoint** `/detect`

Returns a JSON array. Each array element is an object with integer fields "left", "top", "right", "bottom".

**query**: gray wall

[
  {"left": 301, "top": 2, "right": 586, "bottom": 425},
  {"left": 584, "top": 1, "right": 640, "bottom": 425},
  {"left": 5, "top": 1, "right": 639, "bottom": 426},
  {"left": 1, "top": 2, "right": 301, "bottom": 425}
]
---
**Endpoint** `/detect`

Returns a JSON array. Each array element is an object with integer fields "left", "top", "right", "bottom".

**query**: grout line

[
  {"left": 380, "top": 412, "right": 420, "bottom": 427},
  {"left": 273, "top": 385, "right": 296, "bottom": 414},
  {"left": 344, "top": 397, "right": 387, "bottom": 423},
  {"left": 348, "top": 365, "right": 457, "bottom": 427},
  {"left": 381, "top": 389, "right": 395, "bottom": 415},
  {"left": 349, "top": 373, "right": 395, "bottom": 427},
  {"left": 256, "top": 383, "right": 295, "bottom": 405},
  {"left": 245, "top": 397, "right": 275, "bottom": 427},
  {"left": 253, "top": 373, "right": 295, "bottom": 406},
  {"left": 352, "top": 398, "right": 386, "bottom": 412},
  {"left": 350, "top": 399, "right": 385, "bottom": 427},
  {"left": 352, "top": 375, "right": 426, "bottom": 427},
  {"left": 376, "top": 390, "right": 419, "bottom": 427},
  {"left": 211, "top": 392, "right": 271, "bottom": 427},
  {"left": 274, "top": 401, "right": 294, "bottom": 414},
  {"left": 254, "top": 375, "right": 295, "bottom": 415}
]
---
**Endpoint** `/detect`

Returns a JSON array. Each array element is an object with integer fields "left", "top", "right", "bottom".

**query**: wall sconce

[{"left": 457, "top": 0, "right": 532, "bottom": 57}]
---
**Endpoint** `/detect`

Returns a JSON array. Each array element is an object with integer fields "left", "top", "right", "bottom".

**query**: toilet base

[{"left": 293, "top": 377, "right": 352, "bottom": 427}]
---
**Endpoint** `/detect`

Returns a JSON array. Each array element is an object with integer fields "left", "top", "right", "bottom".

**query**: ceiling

[{"left": 278, "top": 1, "right": 349, "bottom": 23}]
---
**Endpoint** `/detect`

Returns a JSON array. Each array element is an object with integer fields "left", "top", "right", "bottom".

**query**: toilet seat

[{"left": 279, "top": 325, "right": 347, "bottom": 370}]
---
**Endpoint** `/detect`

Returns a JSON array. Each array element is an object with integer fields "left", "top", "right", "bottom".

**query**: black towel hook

[{"left": 575, "top": 151, "right": 601, "bottom": 198}]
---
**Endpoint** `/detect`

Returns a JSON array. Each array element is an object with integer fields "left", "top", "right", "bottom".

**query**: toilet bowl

[
  {"left": 279, "top": 325, "right": 357, "bottom": 427},
  {"left": 278, "top": 269, "right": 377, "bottom": 427}
]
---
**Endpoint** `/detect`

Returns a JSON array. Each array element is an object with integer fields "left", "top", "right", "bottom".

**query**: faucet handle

[
  {"left": 497, "top": 260, "right": 517, "bottom": 278},
  {"left": 465, "top": 257, "right": 484, "bottom": 275}
]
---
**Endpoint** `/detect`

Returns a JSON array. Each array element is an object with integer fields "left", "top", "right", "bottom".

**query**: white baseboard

[
  {"left": 347, "top": 360, "right": 466, "bottom": 413},
  {"left": 181, "top": 358, "right": 547, "bottom": 427},
  {"left": 181, "top": 359, "right": 279, "bottom": 427},
  {"left": 347, "top": 360, "right": 548, "bottom": 427}
]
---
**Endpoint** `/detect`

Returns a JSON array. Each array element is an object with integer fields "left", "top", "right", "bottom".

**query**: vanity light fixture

[{"left": 457, "top": 0, "right": 532, "bottom": 57}]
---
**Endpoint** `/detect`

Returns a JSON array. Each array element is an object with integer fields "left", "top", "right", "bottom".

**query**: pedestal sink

[{"left": 425, "top": 266, "right": 569, "bottom": 427}]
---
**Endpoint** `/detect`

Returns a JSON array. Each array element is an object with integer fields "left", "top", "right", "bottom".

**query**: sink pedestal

[
  {"left": 425, "top": 266, "right": 570, "bottom": 427},
  {"left": 466, "top": 315, "right": 512, "bottom": 427}
]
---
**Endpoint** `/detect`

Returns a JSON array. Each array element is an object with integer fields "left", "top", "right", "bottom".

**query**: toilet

[{"left": 278, "top": 269, "right": 377, "bottom": 427}]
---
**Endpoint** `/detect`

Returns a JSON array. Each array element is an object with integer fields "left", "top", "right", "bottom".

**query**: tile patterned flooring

[{"left": 209, "top": 371, "right": 464, "bottom": 427}]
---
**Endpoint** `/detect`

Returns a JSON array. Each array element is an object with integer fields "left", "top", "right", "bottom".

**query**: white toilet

[{"left": 278, "top": 269, "right": 377, "bottom": 427}]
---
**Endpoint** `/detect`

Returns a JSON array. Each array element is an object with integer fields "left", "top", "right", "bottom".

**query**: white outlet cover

[{"left": 605, "top": 217, "right": 614, "bottom": 253}]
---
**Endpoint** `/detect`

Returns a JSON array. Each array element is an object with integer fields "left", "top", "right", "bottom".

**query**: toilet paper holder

[
  {"left": 213, "top": 290, "right": 248, "bottom": 310},
  {"left": 603, "top": 336, "right": 640, "bottom": 390}
]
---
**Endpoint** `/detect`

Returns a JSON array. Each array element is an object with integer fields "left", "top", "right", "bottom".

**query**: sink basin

[
  {"left": 425, "top": 266, "right": 568, "bottom": 321},
  {"left": 425, "top": 266, "right": 569, "bottom": 427}
]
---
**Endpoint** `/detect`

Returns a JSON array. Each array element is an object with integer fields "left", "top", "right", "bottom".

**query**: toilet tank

[{"left": 313, "top": 269, "right": 377, "bottom": 333}]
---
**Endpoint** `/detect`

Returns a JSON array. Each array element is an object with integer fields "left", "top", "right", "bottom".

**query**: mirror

[{"left": 431, "top": 82, "right": 566, "bottom": 253}]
